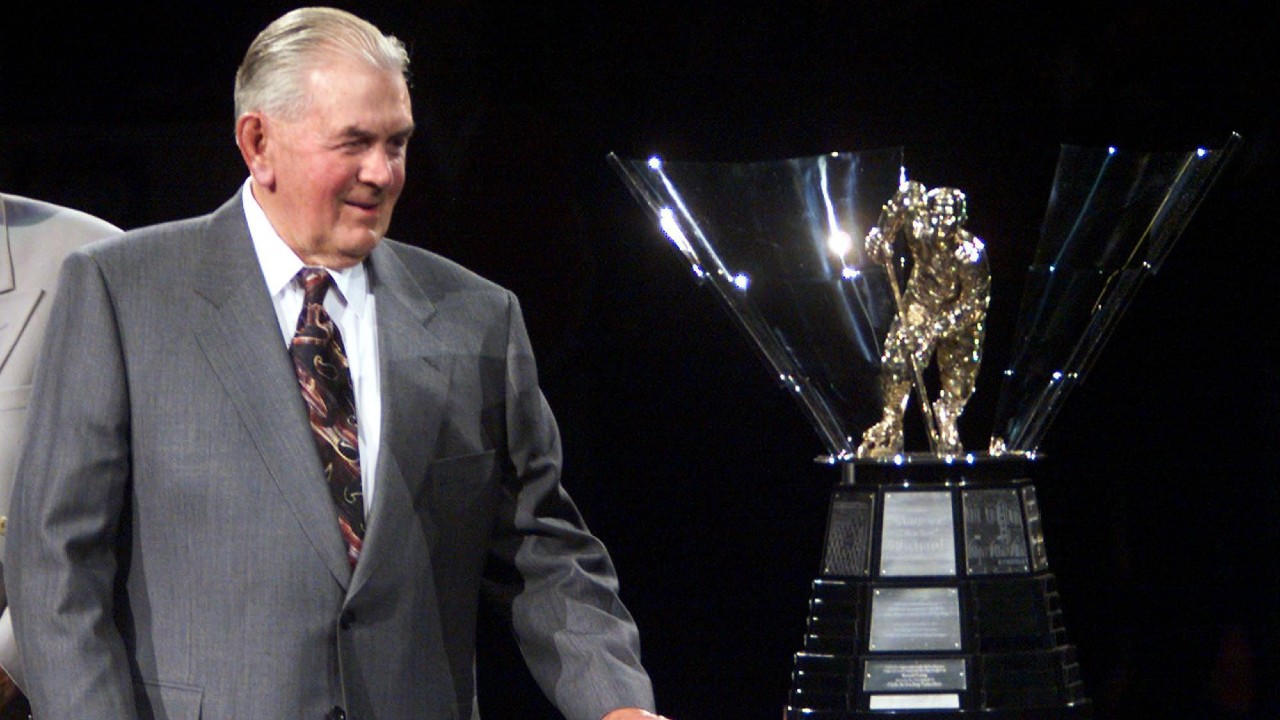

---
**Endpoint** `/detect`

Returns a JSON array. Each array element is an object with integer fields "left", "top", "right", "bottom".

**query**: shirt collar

[{"left": 241, "top": 179, "right": 369, "bottom": 316}]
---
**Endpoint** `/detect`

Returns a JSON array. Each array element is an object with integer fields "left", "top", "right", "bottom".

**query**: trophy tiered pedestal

[{"left": 787, "top": 457, "right": 1091, "bottom": 719}]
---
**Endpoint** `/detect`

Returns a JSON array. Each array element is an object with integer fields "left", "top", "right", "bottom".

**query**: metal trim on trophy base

[{"left": 787, "top": 456, "right": 1091, "bottom": 719}]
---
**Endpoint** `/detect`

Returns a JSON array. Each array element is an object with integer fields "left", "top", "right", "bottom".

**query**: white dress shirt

[{"left": 241, "top": 180, "right": 382, "bottom": 516}]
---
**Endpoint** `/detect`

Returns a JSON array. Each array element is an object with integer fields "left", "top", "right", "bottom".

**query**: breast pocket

[
  {"left": 0, "top": 386, "right": 29, "bottom": 412},
  {"left": 135, "top": 679, "right": 203, "bottom": 720},
  {"left": 419, "top": 450, "right": 499, "bottom": 552},
  {"left": 425, "top": 449, "right": 497, "bottom": 509}
]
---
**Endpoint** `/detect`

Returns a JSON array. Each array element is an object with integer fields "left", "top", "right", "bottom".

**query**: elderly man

[{"left": 7, "top": 8, "right": 662, "bottom": 720}]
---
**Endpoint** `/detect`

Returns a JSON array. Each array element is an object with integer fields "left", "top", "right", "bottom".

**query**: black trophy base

[{"left": 785, "top": 455, "right": 1091, "bottom": 719}]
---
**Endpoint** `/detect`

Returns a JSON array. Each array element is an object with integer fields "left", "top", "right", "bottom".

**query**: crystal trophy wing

[
  {"left": 990, "top": 138, "right": 1240, "bottom": 453},
  {"left": 608, "top": 150, "right": 904, "bottom": 460}
]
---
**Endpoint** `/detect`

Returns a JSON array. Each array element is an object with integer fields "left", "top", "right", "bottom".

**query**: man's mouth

[{"left": 345, "top": 199, "right": 381, "bottom": 213}]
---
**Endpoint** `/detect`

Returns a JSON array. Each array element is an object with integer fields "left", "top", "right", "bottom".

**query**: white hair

[{"left": 234, "top": 7, "right": 410, "bottom": 121}]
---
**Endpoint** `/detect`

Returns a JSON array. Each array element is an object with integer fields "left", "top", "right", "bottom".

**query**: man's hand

[{"left": 602, "top": 709, "right": 670, "bottom": 720}]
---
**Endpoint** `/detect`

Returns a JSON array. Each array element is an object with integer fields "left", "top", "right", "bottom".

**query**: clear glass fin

[
  {"left": 609, "top": 150, "right": 905, "bottom": 459},
  {"left": 989, "top": 135, "right": 1241, "bottom": 453}
]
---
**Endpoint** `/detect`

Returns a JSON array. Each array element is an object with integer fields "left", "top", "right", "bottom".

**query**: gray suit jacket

[{"left": 7, "top": 195, "right": 653, "bottom": 720}]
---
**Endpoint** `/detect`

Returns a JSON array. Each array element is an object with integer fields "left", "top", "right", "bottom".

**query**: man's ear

[{"left": 236, "top": 113, "right": 275, "bottom": 189}]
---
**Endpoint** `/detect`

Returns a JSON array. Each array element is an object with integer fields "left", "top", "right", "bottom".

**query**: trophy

[{"left": 608, "top": 135, "right": 1238, "bottom": 718}]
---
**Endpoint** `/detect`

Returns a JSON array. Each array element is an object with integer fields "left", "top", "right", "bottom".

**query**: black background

[{"left": 3, "top": 2, "right": 1279, "bottom": 719}]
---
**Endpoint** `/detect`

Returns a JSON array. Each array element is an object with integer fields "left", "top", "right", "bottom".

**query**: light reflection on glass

[
  {"left": 658, "top": 207, "right": 702, "bottom": 275},
  {"left": 827, "top": 230, "right": 853, "bottom": 258}
]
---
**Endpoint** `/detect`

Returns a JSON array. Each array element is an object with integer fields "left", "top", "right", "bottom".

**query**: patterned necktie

[{"left": 290, "top": 268, "right": 365, "bottom": 568}]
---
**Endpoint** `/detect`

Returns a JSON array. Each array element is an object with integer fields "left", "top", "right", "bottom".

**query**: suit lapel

[
  {"left": 188, "top": 196, "right": 352, "bottom": 589},
  {"left": 349, "top": 242, "right": 452, "bottom": 598},
  {"left": 1, "top": 195, "right": 14, "bottom": 293}
]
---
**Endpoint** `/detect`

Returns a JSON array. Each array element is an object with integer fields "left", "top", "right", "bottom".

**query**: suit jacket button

[
  {"left": 327, "top": 706, "right": 347, "bottom": 720},
  {"left": 339, "top": 609, "right": 356, "bottom": 629}
]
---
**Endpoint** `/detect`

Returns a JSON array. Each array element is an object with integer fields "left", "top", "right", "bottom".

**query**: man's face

[{"left": 253, "top": 56, "right": 414, "bottom": 268}]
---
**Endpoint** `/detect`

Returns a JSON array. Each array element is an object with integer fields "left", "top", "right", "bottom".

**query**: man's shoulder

[
  {"left": 378, "top": 238, "right": 510, "bottom": 299},
  {"left": 85, "top": 213, "right": 212, "bottom": 258},
  {"left": 2, "top": 193, "right": 122, "bottom": 245},
  {"left": 76, "top": 196, "right": 241, "bottom": 269}
]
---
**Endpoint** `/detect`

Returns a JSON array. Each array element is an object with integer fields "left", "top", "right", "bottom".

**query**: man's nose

[{"left": 359, "top": 147, "right": 396, "bottom": 187}]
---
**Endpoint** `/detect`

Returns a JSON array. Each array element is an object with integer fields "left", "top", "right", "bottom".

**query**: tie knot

[{"left": 298, "top": 267, "right": 333, "bottom": 306}]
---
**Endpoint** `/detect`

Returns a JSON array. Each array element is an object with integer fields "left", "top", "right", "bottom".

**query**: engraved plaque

[
  {"left": 868, "top": 587, "right": 962, "bottom": 651},
  {"left": 869, "top": 694, "right": 961, "bottom": 710},
  {"left": 1021, "top": 485, "right": 1049, "bottom": 571},
  {"left": 822, "top": 493, "right": 874, "bottom": 577},
  {"left": 864, "top": 658, "right": 967, "bottom": 692},
  {"left": 880, "top": 491, "right": 956, "bottom": 576},
  {"left": 962, "top": 489, "right": 1030, "bottom": 575}
]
